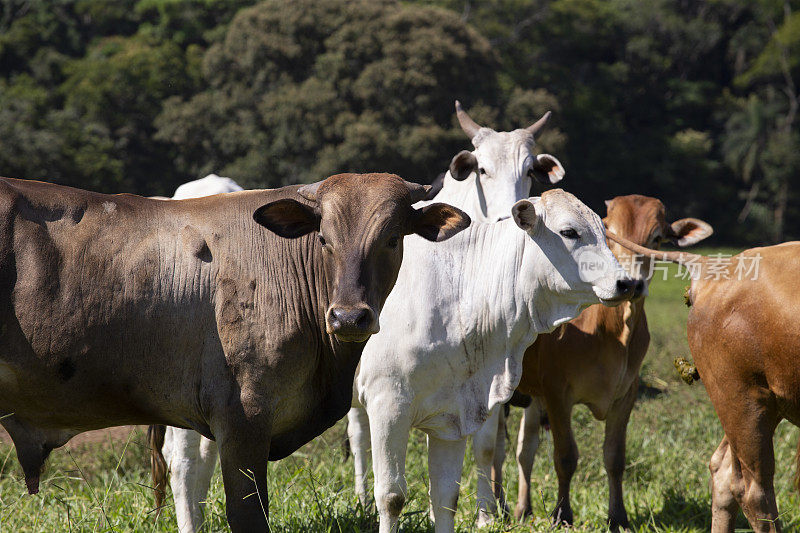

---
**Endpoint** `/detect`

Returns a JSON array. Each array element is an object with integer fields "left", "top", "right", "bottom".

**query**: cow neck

[{"left": 451, "top": 219, "right": 537, "bottom": 355}]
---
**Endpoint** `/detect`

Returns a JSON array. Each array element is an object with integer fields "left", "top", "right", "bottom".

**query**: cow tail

[{"left": 147, "top": 424, "right": 168, "bottom": 515}]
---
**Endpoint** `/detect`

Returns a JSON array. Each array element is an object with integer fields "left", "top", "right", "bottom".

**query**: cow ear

[
  {"left": 253, "top": 199, "right": 320, "bottom": 238},
  {"left": 512, "top": 198, "right": 541, "bottom": 232},
  {"left": 449, "top": 150, "right": 478, "bottom": 181},
  {"left": 530, "top": 154, "right": 564, "bottom": 185},
  {"left": 669, "top": 218, "right": 713, "bottom": 247},
  {"left": 408, "top": 203, "right": 471, "bottom": 242}
]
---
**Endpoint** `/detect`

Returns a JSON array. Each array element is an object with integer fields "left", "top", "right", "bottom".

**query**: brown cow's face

[
  {"left": 255, "top": 173, "right": 470, "bottom": 343},
  {"left": 603, "top": 195, "right": 712, "bottom": 296}
]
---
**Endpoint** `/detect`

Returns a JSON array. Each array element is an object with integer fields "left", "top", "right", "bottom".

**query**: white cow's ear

[
  {"left": 449, "top": 150, "right": 478, "bottom": 181},
  {"left": 530, "top": 154, "right": 564, "bottom": 185},
  {"left": 512, "top": 198, "right": 541, "bottom": 232}
]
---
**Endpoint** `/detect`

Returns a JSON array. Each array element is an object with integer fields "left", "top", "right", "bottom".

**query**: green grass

[{"left": 1, "top": 246, "right": 798, "bottom": 531}]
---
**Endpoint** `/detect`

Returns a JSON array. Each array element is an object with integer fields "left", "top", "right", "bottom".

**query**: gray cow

[{"left": 0, "top": 172, "right": 469, "bottom": 531}]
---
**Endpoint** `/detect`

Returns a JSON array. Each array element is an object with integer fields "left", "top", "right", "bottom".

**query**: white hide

[
  {"left": 158, "top": 174, "right": 242, "bottom": 533},
  {"left": 171, "top": 173, "right": 243, "bottom": 199},
  {"left": 353, "top": 190, "right": 630, "bottom": 533}
]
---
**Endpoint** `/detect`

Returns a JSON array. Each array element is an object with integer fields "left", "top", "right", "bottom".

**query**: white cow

[
  {"left": 153, "top": 102, "right": 566, "bottom": 533},
  {"left": 152, "top": 174, "right": 242, "bottom": 532},
  {"left": 351, "top": 189, "right": 637, "bottom": 533},
  {"left": 347, "top": 101, "right": 565, "bottom": 525}
]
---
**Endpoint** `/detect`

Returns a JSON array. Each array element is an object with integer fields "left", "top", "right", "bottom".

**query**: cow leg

[
  {"left": 491, "top": 406, "right": 509, "bottom": 515},
  {"left": 217, "top": 431, "right": 270, "bottom": 532},
  {"left": 725, "top": 429, "right": 779, "bottom": 532},
  {"left": 165, "top": 427, "right": 220, "bottom": 533},
  {"left": 603, "top": 378, "right": 637, "bottom": 531},
  {"left": 711, "top": 389, "right": 780, "bottom": 533},
  {"left": 473, "top": 405, "right": 503, "bottom": 526},
  {"left": 369, "top": 402, "right": 411, "bottom": 533},
  {"left": 515, "top": 401, "right": 543, "bottom": 521},
  {"left": 546, "top": 397, "right": 577, "bottom": 526},
  {"left": 347, "top": 407, "right": 372, "bottom": 507},
  {"left": 709, "top": 436, "right": 738, "bottom": 533},
  {"left": 427, "top": 434, "right": 467, "bottom": 533}
]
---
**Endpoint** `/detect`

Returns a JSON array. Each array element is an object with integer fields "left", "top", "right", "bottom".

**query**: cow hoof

[
  {"left": 608, "top": 515, "right": 631, "bottom": 532},
  {"left": 476, "top": 509, "right": 497, "bottom": 528},
  {"left": 514, "top": 504, "right": 532, "bottom": 522},
  {"left": 551, "top": 506, "right": 574, "bottom": 528}
]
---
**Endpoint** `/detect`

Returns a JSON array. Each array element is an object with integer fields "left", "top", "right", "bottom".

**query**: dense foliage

[{"left": 0, "top": 0, "right": 797, "bottom": 243}]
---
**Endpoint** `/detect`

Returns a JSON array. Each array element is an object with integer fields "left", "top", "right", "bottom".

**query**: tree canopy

[{"left": 0, "top": 0, "right": 797, "bottom": 243}]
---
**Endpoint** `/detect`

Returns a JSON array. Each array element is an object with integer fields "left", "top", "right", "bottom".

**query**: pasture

[{"left": 0, "top": 250, "right": 796, "bottom": 532}]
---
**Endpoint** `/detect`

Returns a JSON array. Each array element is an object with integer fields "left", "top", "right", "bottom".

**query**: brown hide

[
  {"left": 0, "top": 173, "right": 469, "bottom": 531},
  {"left": 688, "top": 243, "right": 800, "bottom": 533}
]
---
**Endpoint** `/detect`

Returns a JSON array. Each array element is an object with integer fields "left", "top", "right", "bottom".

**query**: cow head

[
  {"left": 447, "top": 101, "right": 565, "bottom": 222},
  {"left": 254, "top": 173, "right": 471, "bottom": 342},
  {"left": 603, "top": 195, "right": 712, "bottom": 296},
  {"left": 512, "top": 189, "right": 638, "bottom": 313}
]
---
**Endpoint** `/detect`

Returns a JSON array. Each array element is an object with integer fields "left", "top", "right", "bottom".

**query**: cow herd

[{"left": 0, "top": 101, "right": 795, "bottom": 533}]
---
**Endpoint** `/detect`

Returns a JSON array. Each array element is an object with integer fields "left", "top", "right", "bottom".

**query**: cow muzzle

[
  {"left": 599, "top": 278, "right": 641, "bottom": 306},
  {"left": 326, "top": 305, "right": 378, "bottom": 342}
]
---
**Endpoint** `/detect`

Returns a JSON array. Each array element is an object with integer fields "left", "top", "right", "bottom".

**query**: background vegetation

[
  {"left": 1, "top": 0, "right": 798, "bottom": 244},
  {"left": 0, "top": 259, "right": 798, "bottom": 532}
]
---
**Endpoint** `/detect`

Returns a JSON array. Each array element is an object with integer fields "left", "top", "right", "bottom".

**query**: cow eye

[
  {"left": 318, "top": 234, "right": 327, "bottom": 246},
  {"left": 387, "top": 235, "right": 400, "bottom": 249},
  {"left": 478, "top": 168, "right": 487, "bottom": 175},
  {"left": 560, "top": 228, "right": 580, "bottom": 240}
]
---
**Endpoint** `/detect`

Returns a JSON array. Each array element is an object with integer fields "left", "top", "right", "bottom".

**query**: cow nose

[
  {"left": 327, "top": 306, "right": 376, "bottom": 342},
  {"left": 616, "top": 278, "right": 637, "bottom": 298}
]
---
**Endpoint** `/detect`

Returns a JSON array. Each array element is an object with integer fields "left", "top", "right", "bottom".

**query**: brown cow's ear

[
  {"left": 669, "top": 218, "right": 713, "bottom": 247},
  {"left": 529, "top": 154, "right": 564, "bottom": 185},
  {"left": 449, "top": 150, "right": 478, "bottom": 181},
  {"left": 512, "top": 198, "right": 541, "bottom": 232},
  {"left": 253, "top": 199, "right": 320, "bottom": 238},
  {"left": 408, "top": 203, "right": 471, "bottom": 242}
]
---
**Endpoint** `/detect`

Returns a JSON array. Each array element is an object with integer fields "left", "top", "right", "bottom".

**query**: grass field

[{"left": 1, "top": 247, "right": 798, "bottom": 532}]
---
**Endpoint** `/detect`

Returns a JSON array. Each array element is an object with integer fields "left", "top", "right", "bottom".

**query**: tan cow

[
  {"left": 0, "top": 173, "right": 469, "bottom": 532},
  {"left": 606, "top": 232, "right": 800, "bottom": 533},
  {"left": 507, "top": 195, "right": 711, "bottom": 530}
]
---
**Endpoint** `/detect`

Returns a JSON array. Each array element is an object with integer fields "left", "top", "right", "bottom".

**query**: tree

[{"left": 154, "top": 0, "right": 507, "bottom": 188}]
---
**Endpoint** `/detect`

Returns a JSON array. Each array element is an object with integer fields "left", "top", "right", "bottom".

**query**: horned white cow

[
  {"left": 352, "top": 189, "right": 637, "bottom": 533},
  {"left": 347, "top": 101, "right": 564, "bottom": 525}
]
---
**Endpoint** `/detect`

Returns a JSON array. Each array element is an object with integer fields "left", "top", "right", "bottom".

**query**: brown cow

[
  {"left": 606, "top": 232, "right": 800, "bottom": 533},
  {"left": 0, "top": 173, "right": 470, "bottom": 532},
  {"left": 505, "top": 195, "right": 711, "bottom": 530}
]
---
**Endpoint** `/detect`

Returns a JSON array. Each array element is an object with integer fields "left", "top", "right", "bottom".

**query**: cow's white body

[
  {"left": 348, "top": 119, "right": 565, "bottom": 527},
  {"left": 352, "top": 189, "right": 631, "bottom": 533}
]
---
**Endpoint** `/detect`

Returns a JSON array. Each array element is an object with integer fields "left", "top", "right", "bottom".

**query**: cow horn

[
  {"left": 405, "top": 181, "right": 432, "bottom": 203},
  {"left": 297, "top": 180, "right": 323, "bottom": 201},
  {"left": 455, "top": 100, "right": 482, "bottom": 139},
  {"left": 526, "top": 111, "right": 552, "bottom": 135}
]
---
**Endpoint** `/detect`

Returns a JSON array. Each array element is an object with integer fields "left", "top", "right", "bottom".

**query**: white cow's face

[
  {"left": 512, "top": 189, "right": 638, "bottom": 306},
  {"left": 447, "top": 102, "right": 564, "bottom": 223}
]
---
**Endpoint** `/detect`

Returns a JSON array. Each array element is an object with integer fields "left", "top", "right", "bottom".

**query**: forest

[{"left": 0, "top": 0, "right": 798, "bottom": 244}]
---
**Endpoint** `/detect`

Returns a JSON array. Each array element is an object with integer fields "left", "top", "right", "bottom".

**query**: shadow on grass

[
  {"left": 638, "top": 382, "right": 666, "bottom": 401},
  {"left": 633, "top": 487, "right": 749, "bottom": 531}
]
